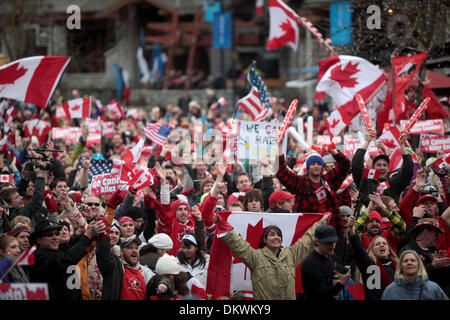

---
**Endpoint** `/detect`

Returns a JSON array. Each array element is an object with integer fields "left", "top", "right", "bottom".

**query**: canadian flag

[
  {"left": 0, "top": 174, "right": 13, "bottom": 183},
  {"left": 325, "top": 109, "right": 347, "bottom": 137},
  {"left": 122, "top": 137, "right": 144, "bottom": 164},
  {"left": 317, "top": 55, "right": 386, "bottom": 135},
  {"left": 266, "top": 0, "right": 299, "bottom": 51},
  {"left": 206, "top": 211, "right": 324, "bottom": 299},
  {"left": 128, "top": 166, "right": 155, "bottom": 191},
  {"left": 377, "top": 181, "right": 390, "bottom": 196},
  {"left": 392, "top": 52, "right": 427, "bottom": 119},
  {"left": 389, "top": 147, "right": 404, "bottom": 172},
  {"left": 106, "top": 99, "right": 125, "bottom": 120},
  {"left": 0, "top": 56, "right": 70, "bottom": 109},
  {"left": 24, "top": 119, "right": 51, "bottom": 145},
  {"left": 431, "top": 153, "right": 450, "bottom": 170},
  {"left": 4, "top": 105, "right": 16, "bottom": 133},
  {"left": 314, "top": 186, "right": 327, "bottom": 203},
  {"left": 362, "top": 168, "right": 380, "bottom": 180},
  {"left": 14, "top": 245, "right": 37, "bottom": 266},
  {"left": 62, "top": 97, "right": 91, "bottom": 121},
  {"left": 379, "top": 125, "right": 401, "bottom": 150}
]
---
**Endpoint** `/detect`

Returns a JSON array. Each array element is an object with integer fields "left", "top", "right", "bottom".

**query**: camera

[{"left": 423, "top": 209, "right": 431, "bottom": 218}]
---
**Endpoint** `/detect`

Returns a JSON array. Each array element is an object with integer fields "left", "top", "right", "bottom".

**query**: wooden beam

[
  {"left": 143, "top": 0, "right": 175, "bottom": 15},
  {"left": 163, "top": 7, "right": 179, "bottom": 89}
]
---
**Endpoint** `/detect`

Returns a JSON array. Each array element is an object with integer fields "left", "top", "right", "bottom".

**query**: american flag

[
  {"left": 144, "top": 122, "right": 172, "bottom": 146},
  {"left": 77, "top": 158, "right": 123, "bottom": 182},
  {"left": 238, "top": 65, "right": 272, "bottom": 121}
]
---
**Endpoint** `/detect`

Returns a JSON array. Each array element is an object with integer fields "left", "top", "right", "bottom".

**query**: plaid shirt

[
  {"left": 276, "top": 151, "right": 350, "bottom": 235},
  {"left": 355, "top": 209, "right": 407, "bottom": 239}
]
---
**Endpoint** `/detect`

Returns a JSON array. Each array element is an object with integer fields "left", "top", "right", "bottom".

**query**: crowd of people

[{"left": 0, "top": 85, "right": 449, "bottom": 301}]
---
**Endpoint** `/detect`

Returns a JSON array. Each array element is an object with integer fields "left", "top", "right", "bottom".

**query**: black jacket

[
  {"left": 29, "top": 234, "right": 91, "bottom": 300},
  {"left": 351, "top": 148, "right": 414, "bottom": 208},
  {"left": 96, "top": 236, "right": 172, "bottom": 300},
  {"left": 348, "top": 233, "right": 395, "bottom": 300},
  {"left": 301, "top": 250, "right": 344, "bottom": 300}
]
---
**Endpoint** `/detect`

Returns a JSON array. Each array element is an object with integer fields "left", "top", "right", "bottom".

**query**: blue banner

[
  {"left": 330, "top": 2, "right": 352, "bottom": 45},
  {"left": 213, "top": 11, "right": 232, "bottom": 48}
]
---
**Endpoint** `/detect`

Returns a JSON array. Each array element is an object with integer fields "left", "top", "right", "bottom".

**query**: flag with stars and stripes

[
  {"left": 144, "top": 122, "right": 172, "bottom": 146},
  {"left": 77, "top": 158, "right": 123, "bottom": 182},
  {"left": 238, "top": 65, "right": 272, "bottom": 121}
]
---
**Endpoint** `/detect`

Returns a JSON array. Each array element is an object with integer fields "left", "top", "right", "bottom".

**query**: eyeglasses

[
  {"left": 86, "top": 202, "right": 101, "bottom": 207},
  {"left": 43, "top": 230, "right": 60, "bottom": 237}
]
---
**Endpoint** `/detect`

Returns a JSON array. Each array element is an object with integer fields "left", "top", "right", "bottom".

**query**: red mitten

[
  {"left": 44, "top": 190, "right": 58, "bottom": 213},
  {"left": 215, "top": 212, "right": 233, "bottom": 236},
  {"left": 128, "top": 186, "right": 137, "bottom": 195},
  {"left": 95, "top": 217, "right": 109, "bottom": 241},
  {"left": 107, "top": 189, "right": 125, "bottom": 209}
]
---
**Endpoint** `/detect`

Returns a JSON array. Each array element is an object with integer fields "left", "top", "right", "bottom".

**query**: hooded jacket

[{"left": 382, "top": 276, "right": 448, "bottom": 300}]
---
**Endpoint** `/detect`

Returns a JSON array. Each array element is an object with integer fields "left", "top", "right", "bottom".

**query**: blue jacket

[{"left": 382, "top": 276, "right": 448, "bottom": 300}]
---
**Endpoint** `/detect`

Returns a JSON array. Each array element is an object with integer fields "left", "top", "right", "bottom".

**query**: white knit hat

[
  {"left": 148, "top": 233, "right": 173, "bottom": 250},
  {"left": 155, "top": 254, "right": 180, "bottom": 275}
]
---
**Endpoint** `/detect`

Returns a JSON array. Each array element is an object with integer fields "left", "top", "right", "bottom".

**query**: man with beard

[
  {"left": 354, "top": 192, "right": 406, "bottom": 251},
  {"left": 351, "top": 127, "right": 413, "bottom": 214},
  {"left": 95, "top": 232, "right": 173, "bottom": 300}
]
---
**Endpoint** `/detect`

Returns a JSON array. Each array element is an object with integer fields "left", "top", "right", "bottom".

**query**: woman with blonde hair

[
  {"left": 348, "top": 222, "right": 398, "bottom": 300},
  {"left": 382, "top": 250, "right": 448, "bottom": 300}
]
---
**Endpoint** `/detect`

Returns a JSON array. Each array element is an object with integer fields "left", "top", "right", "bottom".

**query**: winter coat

[
  {"left": 177, "top": 254, "right": 210, "bottom": 288},
  {"left": 219, "top": 216, "right": 326, "bottom": 300},
  {"left": 29, "top": 234, "right": 92, "bottom": 300},
  {"left": 382, "top": 276, "right": 448, "bottom": 300},
  {"left": 348, "top": 233, "right": 395, "bottom": 300},
  {"left": 351, "top": 148, "right": 414, "bottom": 208},
  {"left": 95, "top": 235, "right": 171, "bottom": 300}
]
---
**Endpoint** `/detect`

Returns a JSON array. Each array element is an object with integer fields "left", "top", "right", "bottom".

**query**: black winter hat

[{"left": 126, "top": 207, "right": 144, "bottom": 220}]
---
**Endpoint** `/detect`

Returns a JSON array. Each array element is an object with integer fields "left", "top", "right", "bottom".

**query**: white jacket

[{"left": 177, "top": 254, "right": 209, "bottom": 288}]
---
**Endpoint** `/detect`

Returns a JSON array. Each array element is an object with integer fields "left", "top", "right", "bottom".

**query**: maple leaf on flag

[
  {"left": 71, "top": 104, "right": 80, "bottom": 111},
  {"left": 267, "top": 19, "right": 296, "bottom": 50},
  {"left": 381, "top": 138, "right": 397, "bottom": 149},
  {"left": 330, "top": 62, "right": 360, "bottom": 89},
  {"left": 0, "top": 62, "right": 28, "bottom": 85},
  {"left": 330, "top": 118, "right": 340, "bottom": 129},
  {"left": 232, "top": 218, "right": 265, "bottom": 264}
]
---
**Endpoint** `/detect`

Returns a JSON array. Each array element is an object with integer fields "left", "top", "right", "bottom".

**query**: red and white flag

[
  {"left": 237, "top": 87, "right": 269, "bottom": 122},
  {"left": 377, "top": 181, "right": 390, "bottom": 196},
  {"left": 24, "top": 119, "right": 51, "bottom": 145},
  {"left": 392, "top": 52, "right": 427, "bottom": 119},
  {"left": 362, "top": 168, "right": 380, "bottom": 180},
  {"left": 314, "top": 186, "right": 327, "bottom": 203},
  {"left": 62, "top": 97, "right": 91, "bottom": 121},
  {"left": 266, "top": 0, "right": 299, "bottom": 51},
  {"left": 0, "top": 174, "right": 14, "bottom": 183},
  {"left": 325, "top": 109, "right": 347, "bottom": 137},
  {"left": 4, "top": 105, "right": 16, "bottom": 133},
  {"left": 379, "top": 125, "right": 401, "bottom": 150},
  {"left": 122, "top": 137, "right": 144, "bottom": 164},
  {"left": 256, "top": 0, "right": 264, "bottom": 16},
  {"left": 206, "top": 211, "right": 324, "bottom": 299},
  {"left": 316, "top": 55, "right": 386, "bottom": 135},
  {"left": 0, "top": 56, "right": 70, "bottom": 109},
  {"left": 339, "top": 174, "right": 354, "bottom": 191},
  {"left": 102, "top": 121, "right": 115, "bottom": 137},
  {"left": 14, "top": 245, "right": 37, "bottom": 266},
  {"left": 128, "top": 167, "right": 155, "bottom": 191},
  {"left": 106, "top": 99, "right": 125, "bottom": 120},
  {"left": 431, "top": 153, "right": 450, "bottom": 169}
]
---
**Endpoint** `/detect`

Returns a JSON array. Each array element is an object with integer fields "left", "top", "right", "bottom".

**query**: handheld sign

[{"left": 277, "top": 99, "right": 298, "bottom": 143}]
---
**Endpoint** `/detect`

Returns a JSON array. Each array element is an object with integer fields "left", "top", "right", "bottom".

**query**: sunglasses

[
  {"left": 43, "top": 230, "right": 60, "bottom": 237},
  {"left": 86, "top": 202, "right": 101, "bottom": 207}
]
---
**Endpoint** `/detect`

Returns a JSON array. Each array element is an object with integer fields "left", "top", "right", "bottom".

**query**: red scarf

[{"left": 376, "top": 259, "right": 396, "bottom": 289}]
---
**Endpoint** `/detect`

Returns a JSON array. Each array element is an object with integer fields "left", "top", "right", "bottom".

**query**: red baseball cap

[
  {"left": 417, "top": 194, "right": 438, "bottom": 205},
  {"left": 269, "top": 190, "right": 295, "bottom": 207}
]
